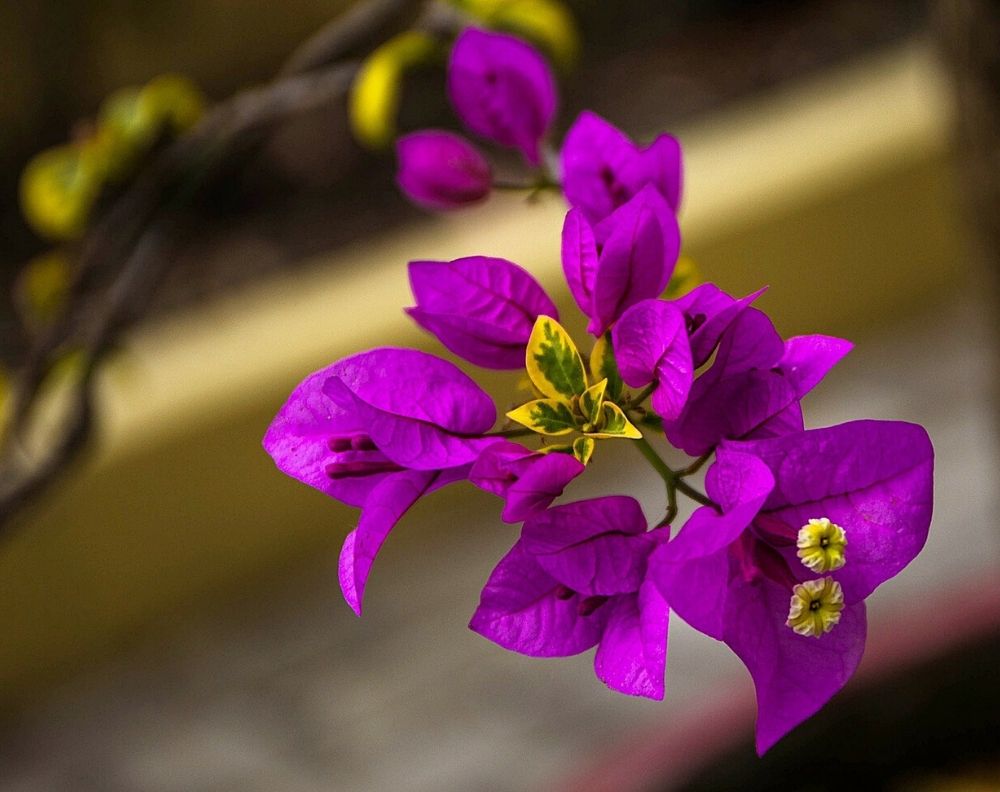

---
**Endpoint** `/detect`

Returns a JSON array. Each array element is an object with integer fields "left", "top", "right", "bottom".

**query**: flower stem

[
  {"left": 677, "top": 451, "right": 712, "bottom": 478},
  {"left": 675, "top": 477, "right": 718, "bottom": 510},
  {"left": 632, "top": 435, "right": 676, "bottom": 484},
  {"left": 632, "top": 435, "right": 720, "bottom": 523}
]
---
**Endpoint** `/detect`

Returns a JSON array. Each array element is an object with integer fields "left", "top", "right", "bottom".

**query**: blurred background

[{"left": 1, "top": 0, "right": 998, "bottom": 789}]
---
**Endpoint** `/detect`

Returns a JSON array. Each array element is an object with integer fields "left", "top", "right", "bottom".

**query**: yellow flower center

[
  {"left": 796, "top": 517, "right": 847, "bottom": 573},
  {"left": 786, "top": 577, "right": 845, "bottom": 637}
]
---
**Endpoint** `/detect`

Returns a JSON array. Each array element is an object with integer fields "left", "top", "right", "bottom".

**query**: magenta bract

[
  {"left": 561, "top": 110, "right": 682, "bottom": 223},
  {"left": 471, "top": 496, "right": 669, "bottom": 699},
  {"left": 664, "top": 305, "right": 851, "bottom": 455},
  {"left": 406, "top": 256, "right": 558, "bottom": 369},
  {"left": 396, "top": 130, "right": 492, "bottom": 210},
  {"left": 562, "top": 185, "right": 680, "bottom": 336},
  {"left": 447, "top": 27, "right": 557, "bottom": 166},
  {"left": 612, "top": 298, "right": 693, "bottom": 420},
  {"left": 264, "top": 348, "right": 497, "bottom": 614},
  {"left": 470, "top": 440, "right": 584, "bottom": 523}
]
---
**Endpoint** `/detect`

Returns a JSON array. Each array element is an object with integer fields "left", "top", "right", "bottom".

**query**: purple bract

[
  {"left": 396, "top": 130, "right": 492, "bottom": 211},
  {"left": 448, "top": 27, "right": 557, "bottom": 166}
]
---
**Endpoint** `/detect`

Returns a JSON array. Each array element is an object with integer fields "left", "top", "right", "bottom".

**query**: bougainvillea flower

[
  {"left": 611, "top": 298, "right": 693, "bottom": 420},
  {"left": 395, "top": 130, "right": 492, "bottom": 210},
  {"left": 562, "top": 185, "right": 681, "bottom": 335},
  {"left": 448, "top": 27, "right": 557, "bottom": 165},
  {"left": 561, "top": 110, "right": 682, "bottom": 223},
  {"left": 664, "top": 306, "right": 852, "bottom": 455},
  {"left": 469, "top": 439, "right": 585, "bottom": 523},
  {"left": 406, "top": 256, "right": 558, "bottom": 369},
  {"left": 650, "top": 420, "right": 933, "bottom": 752},
  {"left": 470, "top": 496, "right": 669, "bottom": 698},
  {"left": 672, "top": 283, "right": 767, "bottom": 368},
  {"left": 263, "top": 348, "right": 497, "bottom": 614}
]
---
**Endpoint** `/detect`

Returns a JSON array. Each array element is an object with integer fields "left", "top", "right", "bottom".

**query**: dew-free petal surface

[
  {"left": 448, "top": 28, "right": 556, "bottom": 164},
  {"left": 470, "top": 541, "right": 606, "bottom": 657}
]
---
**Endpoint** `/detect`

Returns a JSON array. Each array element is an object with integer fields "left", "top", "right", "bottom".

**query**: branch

[
  {"left": 281, "top": 0, "right": 425, "bottom": 76},
  {"left": 0, "top": 0, "right": 431, "bottom": 528}
]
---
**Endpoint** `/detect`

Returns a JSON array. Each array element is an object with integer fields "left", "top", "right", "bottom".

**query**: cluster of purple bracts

[{"left": 264, "top": 28, "right": 934, "bottom": 754}]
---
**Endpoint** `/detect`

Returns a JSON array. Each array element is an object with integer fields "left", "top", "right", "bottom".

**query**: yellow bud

[
  {"left": 139, "top": 74, "right": 205, "bottom": 134},
  {"left": 95, "top": 76, "right": 204, "bottom": 182},
  {"left": 15, "top": 251, "right": 72, "bottom": 330},
  {"left": 349, "top": 31, "right": 440, "bottom": 149},
  {"left": 94, "top": 87, "right": 153, "bottom": 180},
  {"left": 20, "top": 144, "right": 103, "bottom": 240}
]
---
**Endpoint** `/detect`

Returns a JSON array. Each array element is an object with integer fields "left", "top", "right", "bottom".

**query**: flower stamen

[
  {"left": 786, "top": 577, "right": 845, "bottom": 637},
  {"left": 796, "top": 517, "right": 847, "bottom": 573}
]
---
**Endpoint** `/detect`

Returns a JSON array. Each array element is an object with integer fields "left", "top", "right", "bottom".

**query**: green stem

[
  {"left": 630, "top": 383, "right": 656, "bottom": 407},
  {"left": 677, "top": 451, "right": 713, "bottom": 478},
  {"left": 632, "top": 434, "right": 676, "bottom": 485},
  {"left": 631, "top": 435, "right": 720, "bottom": 522},
  {"left": 485, "top": 427, "right": 534, "bottom": 438},
  {"left": 675, "top": 477, "right": 718, "bottom": 509}
]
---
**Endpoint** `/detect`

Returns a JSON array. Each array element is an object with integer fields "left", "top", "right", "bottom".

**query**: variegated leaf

[
  {"left": 507, "top": 399, "right": 579, "bottom": 436},
  {"left": 586, "top": 402, "right": 642, "bottom": 439},
  {"left": 579, "top": 378, "right": 607, "bottom": 426},
  {"left": 589, "top": 333, "right": 624, "bottom": 401},
  {"left": 526, "top": 315, "right": 587, "bottom": 401}
]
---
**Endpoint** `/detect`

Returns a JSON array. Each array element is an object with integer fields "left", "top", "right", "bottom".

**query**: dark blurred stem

[
  {"left": 0, "top": 0, "right": 431, "bottom": 531},
  {"left": 485, "top": 427, "right": 534, "bottom": 438}
]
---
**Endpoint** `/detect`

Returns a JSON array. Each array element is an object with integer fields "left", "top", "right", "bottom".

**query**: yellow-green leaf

[
  {"left": 664, "top": 256, "right": 701, "bottom": 300},
  {"left": 506, "top": 399, "right": 578, "bottom": 436},
  {"left": 349, "top": 31, "right": 439, "bottom": 149},
  {"left": 586, "top": 402, "right": 642, "bottom": 440},
  {"left": 589, "top": 333, "right": 624, "bottom": 402},
  {"left": 572, "top": 436, "right": 595, "bottom": 464},
  {"left": 579, "top": 378, "right": 607, "bottom": 426},
  {"left": 95, "top": 87, "right": 153, "bottom": 179},
  {"left": 15, "top": 250, "right": 71, "bottom": 330},
  {"left": 526, "top": 315, "right": 587, "bottom": 402}
]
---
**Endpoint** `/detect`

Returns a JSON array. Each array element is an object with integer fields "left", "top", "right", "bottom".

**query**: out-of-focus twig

[
  {"left": 0, "top": 0, "right": 428, "bottom": 528},
  {"left": 281, "top": 0, "right": 425, "bottom": 76}
]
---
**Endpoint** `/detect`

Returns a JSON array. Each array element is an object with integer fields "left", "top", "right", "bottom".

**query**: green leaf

[
  {"left": 525, "top": 315, "right": 587, "bottom": 402},
  {"left": 506, "top": 399, "right": 579, "bottom": 436},
  {"left": 579, "top": 378, "right": 607, "bottom": 426},
  {"left": 589, "top": 333, "right": 624, "bottom": 402},
  {"left": 586, "top": 402, "right": 642, "bottom": 440}
]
